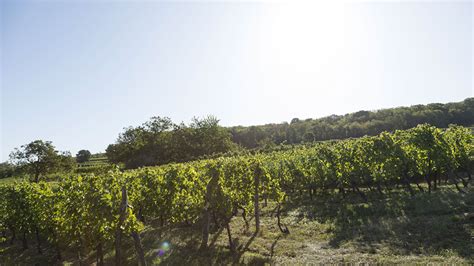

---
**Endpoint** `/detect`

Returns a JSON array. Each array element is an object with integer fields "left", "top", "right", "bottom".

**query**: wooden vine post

[
  {"left": 254, "top": 163, "right": 261, "bottom": 233},
  {"left": 200, "top": 171, "right": 218, "bottom": 249},
  {"left": 115, "top": 186, "right": 147, "bottom": 266}
]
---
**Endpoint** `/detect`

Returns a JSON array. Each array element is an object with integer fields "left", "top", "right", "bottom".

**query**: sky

[{"left": 0, "top": 0, "right": 473, "bottom": 161}]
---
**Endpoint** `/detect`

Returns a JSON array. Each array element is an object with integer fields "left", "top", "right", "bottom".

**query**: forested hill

[
  {"left": 105, "top": 98, "right": 473, "bottom": 169},
  {"left": 229, "top": 97, "right": 474, "bottom": 148}
]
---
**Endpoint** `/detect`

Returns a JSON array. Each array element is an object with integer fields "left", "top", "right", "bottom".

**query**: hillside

[
  {"left": 106, "top": 98, "right": 474, "bottom": 169},
  {"left": 1, "top": 124, "right": 473, "bottom": 265},
  {"left": 230, "top": 98, "right": 474, "bottom": 148}
]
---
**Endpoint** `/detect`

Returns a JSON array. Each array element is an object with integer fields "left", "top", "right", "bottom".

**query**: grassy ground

[
  {"left": 0, "top": 176, "right": 27, "bottom": 184},
  {"left": 1, "top": 185, "right": 473, "bottom": 265}
]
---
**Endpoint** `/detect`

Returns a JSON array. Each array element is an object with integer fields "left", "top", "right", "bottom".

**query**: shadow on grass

[
  {"left": 138, "top": 222, "right": 237, "bottom": 265},
  {"left": 270, "top": 235, "right": 281, "bottom": 259},
  {"left": 152, "top": 225, "right": 267, "bottom": 265},
  {"left": 282, "top": 186, "right": 474, "bottom": 259}
]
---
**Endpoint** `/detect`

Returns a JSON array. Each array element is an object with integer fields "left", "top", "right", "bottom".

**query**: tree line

[
  {"left": 2, "top": 98, "right": 473, "bottom": 177},
  {"left": 230, "top": 97, "right": 474, "bottom": 148},
  {"left": 105, "top": 98, "right": 473, "bottom": 169}
]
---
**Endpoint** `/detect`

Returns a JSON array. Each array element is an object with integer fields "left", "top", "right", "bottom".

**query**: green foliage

[
  {"left": 75, "top": 150, "right": 91, "bottom": 163},
  {"left": 105, "top": 98, "right": 474, "bottom": 169},
  {"left": 1, "top": 125, "right": 472, "bottom": 263},
  {"left": 0, "top": 162, "right": 16, "bottom": 179},
  {"left": 9, "top": 140, "right": 76, "bottom": 182},
  {"left": 231, "top": 97, "right": 474, "bottom": 149},
  {"left": 75, "top": 164, "right": 115, "bottom": 174},
  {"left": 106, "top": 116, "right": 236, "bottom": 169}
]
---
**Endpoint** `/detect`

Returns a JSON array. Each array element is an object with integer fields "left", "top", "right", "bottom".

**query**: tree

[
  {"left": 76, "top": 150, "right": 92, "bottom": 163},
  {"left": 303, "top": 132, "right": 315, "bottom": 143},
  {"left": 9, "top": 140, "right": 73, "bottom": 182},
  {"left": 0, "top": 162, "right": 16, "bottom": 179},
  {"left": 107, "top": 116, "right": 236, "bottom": 169},
  {"left": 59, "top": 151, "right": 76, "bottom": 173}
]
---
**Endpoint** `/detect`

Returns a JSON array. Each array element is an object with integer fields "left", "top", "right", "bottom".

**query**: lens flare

[{"left": 156, "top": 241, "right": 171, "bottom": 257}]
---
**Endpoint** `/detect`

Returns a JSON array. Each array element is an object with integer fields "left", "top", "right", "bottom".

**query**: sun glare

[{"left": 256, "top": 2, "right": 364, "bottom": 117}]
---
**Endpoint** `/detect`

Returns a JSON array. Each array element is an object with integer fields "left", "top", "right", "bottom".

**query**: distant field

[
  {"left": 77, "top": 156, "right": 109, "bottom": 167},
  {"left": 77, "top": 155, "right": 110, "bottom": 168}
]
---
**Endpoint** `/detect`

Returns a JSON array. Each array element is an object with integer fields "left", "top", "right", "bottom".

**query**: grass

[
  {"left": 1, "top": 184, "right": 473, "bottom": 265},
  {"left": 0, "top": 176, "right": 27, "bottom": 184}
]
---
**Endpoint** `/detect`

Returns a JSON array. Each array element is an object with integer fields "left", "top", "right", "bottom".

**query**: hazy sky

[{"left": 1, "top": 1, "right": 473, "bottom": 161}]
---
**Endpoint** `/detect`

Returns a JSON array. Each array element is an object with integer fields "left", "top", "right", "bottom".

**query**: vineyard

[
  {"left": 77, "top": 155, "right": 109, "bottom": 167},
  {"left": 76, "top": 155, "right": 114, "bottom": 174},
  {"left": 1, "top": 124, "right": 473, "bottom": 264}
]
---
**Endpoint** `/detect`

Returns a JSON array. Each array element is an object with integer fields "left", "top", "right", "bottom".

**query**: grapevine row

[{"left": 1, "top": 124, "right": 472, "bottom": 264}]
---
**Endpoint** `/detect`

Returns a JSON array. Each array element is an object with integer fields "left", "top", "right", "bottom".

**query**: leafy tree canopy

[
  {"left": 9, "top": 140, "right": 75, "bottom": 182},
  {"left": 106, "top": 116, "right": 236, "bottom": 169},
  {"left": 76, "top": 150, "right": 92, "bottom": 163}
]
